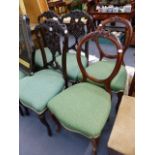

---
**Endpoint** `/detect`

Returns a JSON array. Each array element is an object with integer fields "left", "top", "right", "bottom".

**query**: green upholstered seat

[
  {"left": 35, "top": 48, "right": 87, "bottom": 80},
  {"left": 56, "top": 53, "right": 87, "bottom": 80},
  {"left": 78, "top": 60, "right": 127, "bottom": 92},
  {"left": 19, "top": 70, "right": 26, "bottom": 79},
  {"left": 19, "top": 69, "right": 65, "bottom": 114},
  {"left": 35, "top": 47, "right": 53, "bottom": 67},
  {"left": 48, "top": 82, "right": 111, "bottom": 138}
]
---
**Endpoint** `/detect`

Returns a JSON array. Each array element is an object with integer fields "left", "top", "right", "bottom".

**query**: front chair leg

[
  {"left": 39, "top": 113, "right": 52, "bottom": 137},
  {"left": 91, "top": 138, "right": 100, "bottom": 155},
  {"left": 50, "top": 113, "right": 62, "bottom": 133},
  {"left": 116, "top": 92, "right": 123, "bottom": 113}
]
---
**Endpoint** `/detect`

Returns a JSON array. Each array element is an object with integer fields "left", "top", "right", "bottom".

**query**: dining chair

[
  {"left": 19, "top": 15, "right": 66, "bottom": 136},
  {"left": 60, "top": 10, "right": 94, "bottom": 85},
  {"left": 47, "top": 27, "right": 124, "bottom": 155},
  {"left": 78, "top": 16, "right": 133, "bottom": 111}
]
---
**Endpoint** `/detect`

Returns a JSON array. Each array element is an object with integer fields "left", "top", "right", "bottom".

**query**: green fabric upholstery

[
  {"left": 35, "top": 47, "right": 53, "bottom": 67},
  {"left": 48, "top": 82, "right": 111, "bottom": 138},
  {"left": 78, "top": 60, "right": 127, "bottom": 92},
  {"left": 19, "top": 70, "right": 26, "bottom": 79},
  {"left": 34, "top": 48, "right": 87, "bottom": 80},
  {"left": 56, "top": 53, "right": 87, "bottom": 80},
  {"left": 19, "top": 69, "right": 65, "bottom": 114}
]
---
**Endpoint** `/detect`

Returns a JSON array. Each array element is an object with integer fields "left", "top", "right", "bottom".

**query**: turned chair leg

[
  {"left": 39, "top": 113, "right": 52, "bottom": 137},
  {"left": 116, "top": 92, "right": 123, "bottom": 113},
  {"left": 19, "top": 105, "right": 24, "bottom": 116},
  {"left": 91, "top": 138, "right": 100, "bottom": 155},
  {"left": 50, "top": 113, "right": 62, "bottom": 133}
]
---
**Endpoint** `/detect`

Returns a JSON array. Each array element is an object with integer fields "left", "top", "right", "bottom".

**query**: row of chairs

[{"left": 19, "top": 10, "right": 133, "bottom": 155}]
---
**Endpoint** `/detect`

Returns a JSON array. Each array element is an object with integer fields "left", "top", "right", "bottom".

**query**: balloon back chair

[
  {"left": 81, "top": 16, "right": 133, "bottom": 111},
  {"left": 47, "top": 27, "right": 124, "bottom": 155},
  {"left": 19, "top": 15, "right": 66, "bottom": 136},
  {"left": 60, "top": 10, "right": 94, "bottom": 85}
]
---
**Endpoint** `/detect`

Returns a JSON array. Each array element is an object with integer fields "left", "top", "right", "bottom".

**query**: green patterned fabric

[
  {"left": 48, "top": 82, "right": 111, "bottom": 138},
  {"left": 35, "top": 48, "right": 87, "bottom": 80},
  {"left": 19, "top": 69, "right": 65, "bottom": 114},
  {"left": 56, "top": 53, "right": 87, "bottom": 80},
  {"left": 78, "top": 60, "right": 127, "bottom": 92},
  {"left": 19, "top": 70, "right": 26, "bottom": 79}
]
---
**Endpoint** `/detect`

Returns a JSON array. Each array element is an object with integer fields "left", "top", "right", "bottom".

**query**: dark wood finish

[
  {"left": 129, "top": 73, "right": 135, "bottom": 96},
  {"left": 61, "top": 10, "right": 94, "bottom": 84},
  {"left": 39, "top": 113, "right": 52, "bottom": 136}
]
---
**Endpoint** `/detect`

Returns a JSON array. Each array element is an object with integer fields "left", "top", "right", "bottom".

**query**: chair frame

[
  {"left": 51, "top": 27, "right": 124, "bottom": 155},
  {"left": 61, "top": 10, "right": 94, "bottom": 85},
  {"left": 96, "top": 16, "right": 133, "bottom": 111},
  {"left": 19, "top": 15, "right": 65, "bottom": 136}
]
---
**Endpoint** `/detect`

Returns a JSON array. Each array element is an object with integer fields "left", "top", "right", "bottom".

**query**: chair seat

[
  {"left": 56, "top": 53, "right": 87, "bottom": 80},
  {"left": 19, "top": 70, "right": 26, "bottom": 79},
  {"left": 35, "top": 47, "right": 53, "bottom": 67},
  {"left": 48, "top": 82, "right": 111, "bottom": 138},
  {"left": 78, "top": 60, "right": 127, "bottom": 92},
  {"left": 19, "top": 69, "right": 65, "bottom": 114},
  {"left": 35, "top": 47, "right": 87, "bottom": 80}
]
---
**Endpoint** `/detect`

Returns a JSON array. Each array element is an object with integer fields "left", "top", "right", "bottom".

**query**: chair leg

[
  {"left": 116, "top": 92, "right": 123, "bottom": 113},
  {"left": 39, "top": 113, "right": 52, "bottom": 137},
  {"left": 50, "top": 113, "right": 62, "bottom": 133},
  {"left": 91, "top": 138, "right": 100, "bottom": 155},
  {"left": 19, "top": 105, "right": 24, "bottom": 116}
]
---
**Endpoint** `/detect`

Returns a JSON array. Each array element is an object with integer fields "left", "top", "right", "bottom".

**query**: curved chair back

[
  {"left": 61, "top": 10, "right": 94, "bottom": 58},
  {"left": 77, "top": 28, "right": 123, "bottom": 93},
  {"left": 98, "top": 16, "right": 133, "bottom": 58},
  {"left": 34, "top": 19, "right": 68, "bottom": 69},
  {"left": 38, "top": 10, "right": 60, "bottom": 24},
  {"left": 19, "top": 15, "right": 35, "bottom": 75}
]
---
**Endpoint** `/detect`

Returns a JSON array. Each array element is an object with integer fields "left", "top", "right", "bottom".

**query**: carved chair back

[
  {"left": 61, "top": 10, "right": 94, "bottom": 59},
  {"left": 38, "top": 10, "right": 60, "bottom": 24},
  {"left": 34, "top": 19, "right": 68, "bottom": 69},
  {"left": 77, "top": 27, "right": 123, "bottom": 94},
  {"left": 98, "top": 16, "right": 133, "bottom": 61},
  {"left": 19, "top": 15, "right": 35, "bottom": 75}
]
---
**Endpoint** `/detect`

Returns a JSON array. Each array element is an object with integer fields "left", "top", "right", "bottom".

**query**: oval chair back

[
  {"left": 19, "top": 15, "right": 35, "bottom": 75},
  {"left": 77, "top": 28, "right": 123, "bottom": 94},
  {"left": 97, "top": 16, "right": 133, "bottom": 62}
]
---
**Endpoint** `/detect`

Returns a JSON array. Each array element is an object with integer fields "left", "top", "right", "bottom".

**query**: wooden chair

[
  {"left": 47, "top": 26, "right": 124, "bottom": 155},
  {"left": 60, "top": 10, "right": 94, "bottom": 85},
  {"left": 19, "top": 15, "right": 66, "bottom": 136},
  {"left": 79, "top": 16, "right": 133, "bottom": 111}
]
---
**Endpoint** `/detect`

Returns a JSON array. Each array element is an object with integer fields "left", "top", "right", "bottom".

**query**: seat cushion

[
  {"left": 56, "top": 53, "right": 87, "bottom": 80},
  {"left": 19, "top": 70, "right": 26, "bottom": 79},
  {"left": 78, "top": 60, "right": 127, "bottom": 92},
  {"left": 48, "top": 82, "right": 111, "bottom": 138},
  {"left": 35, "top": 47, "right": 53, "bottom": 67},
  {"left": 19, "top": 69, "right": 65, "bottom": 114}
]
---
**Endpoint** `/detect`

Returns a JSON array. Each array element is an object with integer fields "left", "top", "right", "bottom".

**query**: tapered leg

[
  {"left": 19, "top": 105, "right": 24, "bottom": 116},
  {"left": 116, "top": 92, "right": 123, "bottom": 113},
  {"left": 91, "top": 138, "right": 100, "bottom": 155},
  {"left": 50, "top": 113, "right": 62, "bottom": 133},
  {"left": 39, "top": 113, "right": 52, "bottom": 137}
]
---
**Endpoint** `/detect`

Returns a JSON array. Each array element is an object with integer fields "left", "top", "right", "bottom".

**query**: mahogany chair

[
  {"left": 47, "top": 26, "right": 124, "bottom": 155},
  {"left": 78, "top": 16, "right": 133, "bottom": 111},
  {"left": 19, "top": 15, "right": 66, "bottom": 136}
]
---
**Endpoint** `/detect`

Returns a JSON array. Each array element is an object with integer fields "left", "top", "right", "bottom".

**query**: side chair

[
  {"left": 19, "top": 15, "right": 66, "bottom": 136},
  {"left": 47, "top": 27, "right": 124, "bottom": 155},
  {"left": 78, "top": 16, "right": 133, "bottom": 112}
]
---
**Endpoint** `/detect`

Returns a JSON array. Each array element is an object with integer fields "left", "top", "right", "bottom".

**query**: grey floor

[{"left": 19, "top": 41, "right": 135, "bottom": 155}]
